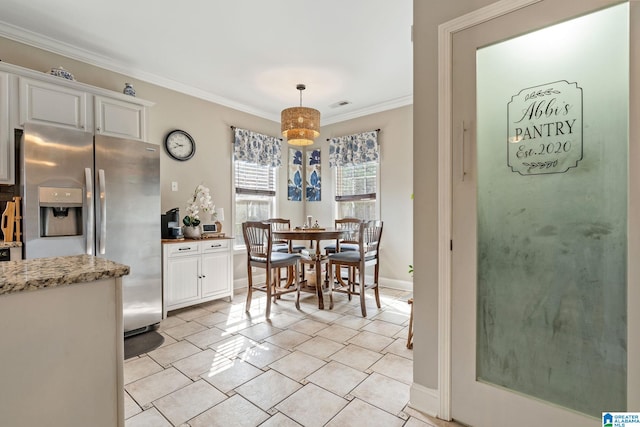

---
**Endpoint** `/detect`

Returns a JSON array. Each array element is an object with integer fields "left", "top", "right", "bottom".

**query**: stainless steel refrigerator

[{"left": 21, "top": 123, "right": 161, "bottom": 336}]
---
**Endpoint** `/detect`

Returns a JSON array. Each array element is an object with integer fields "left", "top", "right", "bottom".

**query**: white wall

[
  {"left": 412, "top": 0, "right": 496, "bottom": 399},
  {"left": 320, "top": 106, "right": 413, "bottom": 287}
]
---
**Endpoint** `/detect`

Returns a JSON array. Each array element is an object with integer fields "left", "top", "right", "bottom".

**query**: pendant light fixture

[{"left": 281, "top": 84, "right": 320, "bottom": 146}]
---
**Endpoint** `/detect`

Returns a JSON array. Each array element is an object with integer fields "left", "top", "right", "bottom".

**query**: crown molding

[
  {"left": 0, "top": 21, "right": 280, "bottom": 121},
  {"left": 0, "top": 21, "right": 412, "bottom": 125},
  {"left": 322, "top": 94, "right": 413, "bottom": 125}
]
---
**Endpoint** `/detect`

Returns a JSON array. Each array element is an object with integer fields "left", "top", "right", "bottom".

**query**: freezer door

[
  {"left": 22, "top": 124, "right": 94, "bottom": 259},
  {"left": 95, "top": 135, "right": 161, "bottom": 333}
]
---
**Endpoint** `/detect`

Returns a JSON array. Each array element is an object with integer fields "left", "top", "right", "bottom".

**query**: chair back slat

[
  {"left": 335, "top": 217, "right": 362, "bottom": 245},
  {"left": 242, "top": 221, "right": 271, "bottom": 259},
  {"left": 264, "top": 218, "right": 291, "bottom": 245},
  {"left": 363, "top": 220, "right": 383, "bottom": 258}
]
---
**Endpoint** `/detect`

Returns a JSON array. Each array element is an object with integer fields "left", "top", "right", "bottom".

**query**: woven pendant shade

[{"left": 281, "top": 84, "right": 320, "bottom": 146}]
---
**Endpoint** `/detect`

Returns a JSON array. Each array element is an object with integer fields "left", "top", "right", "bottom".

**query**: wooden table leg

[{"left": 314, "top": 242, "right": 325, "bottom": 309}]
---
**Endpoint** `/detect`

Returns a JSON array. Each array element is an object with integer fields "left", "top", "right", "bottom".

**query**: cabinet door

[
  {"left": 94, "top": 96, "right": 147, "bottom": 141},
  {"left": 201, "top": 251, "right": 231, "bottom": 298},
  {"left": 0, "top": 72, "right": 12, "bottom": 184},
  {"left": 166, "top": 256, "right": 200, "bottom": 307},
  {"left": 19, "top": 77, "right": 89, "bottom": 130}
]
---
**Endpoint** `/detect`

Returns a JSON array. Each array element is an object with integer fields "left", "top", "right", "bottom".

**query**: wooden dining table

[{"left": 272, "top": 227, "right": 346, "bottom": 310}]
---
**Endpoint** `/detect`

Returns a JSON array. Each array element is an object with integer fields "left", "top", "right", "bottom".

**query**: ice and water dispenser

[{"left": 39, "top": 187, "right": 83, "bottom": 237}]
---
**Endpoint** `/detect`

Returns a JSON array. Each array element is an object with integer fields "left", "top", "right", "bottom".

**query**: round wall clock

[{"left": 164, "top": 129, "right": 195, "bottom": 161}]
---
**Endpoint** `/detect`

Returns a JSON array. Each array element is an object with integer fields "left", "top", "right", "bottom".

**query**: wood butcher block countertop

[
  {"left": 161, "top": 236, "right": 233, "bottom": 244},
  {"left": 0, "top": 254, "right": 130, "bottom": 296}
]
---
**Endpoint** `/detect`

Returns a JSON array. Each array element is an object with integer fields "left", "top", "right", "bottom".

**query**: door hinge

[{"left": 450, "top": 240, "right": 453, "bottom": 251}]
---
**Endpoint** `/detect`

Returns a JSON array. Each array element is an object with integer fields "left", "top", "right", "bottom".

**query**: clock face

[{"left": 164, "top": 130, "right": 195, "bottom": 161}]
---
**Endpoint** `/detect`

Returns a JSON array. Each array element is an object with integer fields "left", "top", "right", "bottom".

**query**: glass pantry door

[{"left": 450, "top": 1, "right": 637, "bottom": 426}]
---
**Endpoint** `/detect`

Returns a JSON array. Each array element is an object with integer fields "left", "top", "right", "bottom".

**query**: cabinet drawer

[
  {"left": 202, "top": 239, "right": 229, "bottom": 252},
  {"left": 166, "top": 242, "right": 200, "bottom": 257}
]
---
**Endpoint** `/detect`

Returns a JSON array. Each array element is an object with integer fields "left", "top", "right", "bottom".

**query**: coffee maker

[{"left": 161, "top": 208, "right": 183, "bottom": 239}]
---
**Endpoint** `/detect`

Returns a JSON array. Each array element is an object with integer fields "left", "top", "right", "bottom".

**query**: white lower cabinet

[{"left": 163, "top": 239, "right": 233, "bottom": 317}]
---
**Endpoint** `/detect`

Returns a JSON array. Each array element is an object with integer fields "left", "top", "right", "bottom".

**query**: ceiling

[{"left": 0, "top": 0, "right": 413, "bottom": 125}]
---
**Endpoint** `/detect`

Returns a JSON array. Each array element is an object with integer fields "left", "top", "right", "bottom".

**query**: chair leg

[
  {"left": 265, "top": 268, "right": 272, "bottom": 319},
  {"left": 273, "top": 269, "right": 279, "bottom": 304},
  {"left": 407, "top": 298, "right": 414, "bottom": 349},
  {"left": 373, "top": 264, "right": 381, "bottom": 309},
  {"left": 327, "top": 262, "right": 334, "bottom": 310},
  {"left": 359, "top": 265, "right": 367, "bottom": 317},
  {"left": 347, "top": 266, "right": 354, "bottom": 301},
  {"left": 295, "top": 263, "right": 301, "bottom": 310},
  {"left": 245, "top": 265, "right": 253, "bottom": 312}
]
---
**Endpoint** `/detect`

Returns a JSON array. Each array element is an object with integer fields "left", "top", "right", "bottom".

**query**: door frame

[{"left": 438, "top": 0, "right": 640, "bottom": 422}]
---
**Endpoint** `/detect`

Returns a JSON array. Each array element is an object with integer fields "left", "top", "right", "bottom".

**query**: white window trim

[
  {"left": 231, "top": 158, "right": 278, "bottom": 251},
  {"left": 333, "top": 161, "right": 381, "bottom": 221}
]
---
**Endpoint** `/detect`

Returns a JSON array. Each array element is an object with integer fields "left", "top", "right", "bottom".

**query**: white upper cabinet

[
  {"left": 0, "top": 61, "right": 155, "bottom": 185},
  {"left": 0, "top": 61, "right": 153, "bottom": 141},
  {"left": 19, "top": 77, "right": 90, "bottom": 131},
  {"left": 94, "top": 95, "right": 147, "bottom": 141},
  {"left": 0, "top": 72, "right": 12, "bottom": 184}
]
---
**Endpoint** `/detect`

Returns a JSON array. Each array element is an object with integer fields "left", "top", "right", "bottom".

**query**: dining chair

[
  {"left": 264, "top": 218, "right": 308, "bottom": 285},
  {"left": 327, "top": 220, "right": 383, "bottom": 317},
  {"left": 323, "top": 218, "right": 362, "bottom": 286},
  {"left": 242, "top": 221, "right": 301, "bottom": 319},
  {"left": 324, "top": 217, "right": 361, "bottom": 255},
  {"left": 264, "top": 218, "right": 307, "bottom": 253}
]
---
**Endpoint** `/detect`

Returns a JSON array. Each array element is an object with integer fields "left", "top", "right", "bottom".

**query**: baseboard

[
  {"left": 409, "top": 382, "right": 439, "bottom": 418},
  {"left": 234, "top": 273, "right": 265, "bottom": 290},
  {"left": 379, "top": 276, "right": 413, "bottom": 291},
  {"left": 233, "top": 279, "right": 248, "bottom": 290}
]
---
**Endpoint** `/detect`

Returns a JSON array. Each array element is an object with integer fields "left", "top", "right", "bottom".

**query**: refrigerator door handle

[
  {"left": 98, "top": 169, "right": 107, "bottom": 255},
  {"left": 84, "top": 168, "right": 94, "bottom": 255}
]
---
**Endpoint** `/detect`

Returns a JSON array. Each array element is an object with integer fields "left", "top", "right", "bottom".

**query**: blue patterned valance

[
  {"left": 234, "top": 128, "right": 282, "bottom": 167},
  {"left": 328, "top": 130, "right": 379, "bottom": 167}
]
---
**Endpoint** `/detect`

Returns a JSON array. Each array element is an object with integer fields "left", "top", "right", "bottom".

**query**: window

[
  {"left": 234, "top": 160, "right": 276, "bottom": 246},
  {"left": 334, "top": 161, "right": 378, "bottom": 220}
]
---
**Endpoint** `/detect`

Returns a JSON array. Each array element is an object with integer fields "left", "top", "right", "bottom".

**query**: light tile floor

[{"left": 124, "top": 285, "right": 457, "bottom": 427}]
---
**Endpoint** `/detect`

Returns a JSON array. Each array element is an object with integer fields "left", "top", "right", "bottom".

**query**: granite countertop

[
  {"left": 0, "top": 242, "right": 22, "bottom": 249},
  {"left": 0, "top": 254, "right": 130, "bottom": 296}
]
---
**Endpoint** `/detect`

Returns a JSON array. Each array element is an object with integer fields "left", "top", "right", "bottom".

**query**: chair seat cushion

[
  {"left": 328, "top": 251, "right": 375, "bottom": 263},
  {"left": 274, "top": 243, "right": 307, "bottom": 253},
  {"left": 251, "top": 252, "right": 300, "bottom": 267},
  {"left": 325, "top": 243, "right": 358, "bottom": 253}
]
